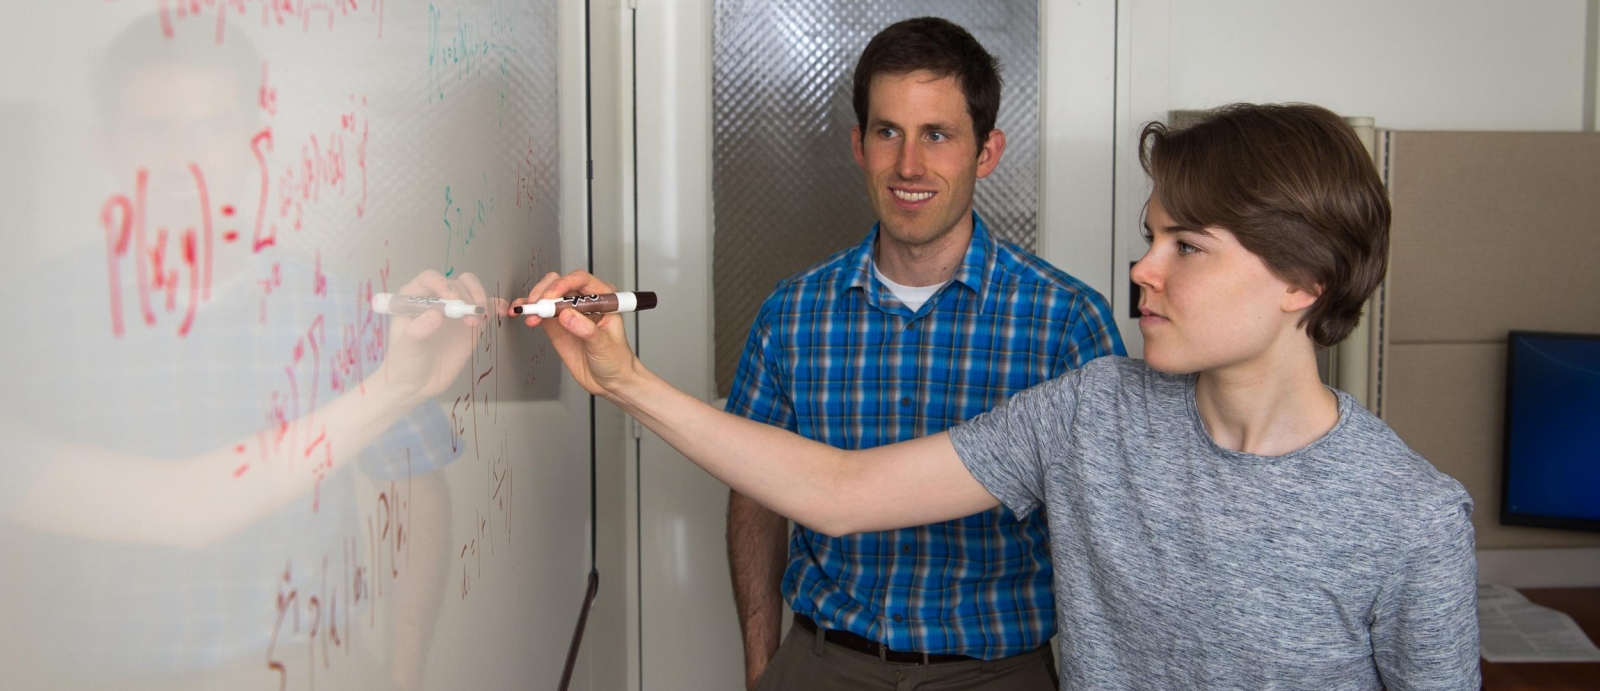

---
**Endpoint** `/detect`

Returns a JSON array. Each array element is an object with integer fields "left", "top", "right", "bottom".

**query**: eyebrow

[
  {"left": 869, "top": 118, "right": 962, "bottom": 134},
  {"left": 1142, "top": 221, "right": 1216, "bottom": 238}
]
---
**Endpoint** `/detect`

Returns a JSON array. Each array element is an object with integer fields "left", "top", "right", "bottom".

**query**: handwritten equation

[
  {"left": 124, "top": 0, "right": 388, "bottom": 44},
  {"left": 85, "top": 2, "right": 563, "bottom": 687},
  {"left": 266, "top": 460, "right": 413, "bottom": 691},
  {"left": 100, "top": 62, "right": 369, "bottom": 339},
  {"left": 426, "top": 0, "right": 519, "bottom": 111}
]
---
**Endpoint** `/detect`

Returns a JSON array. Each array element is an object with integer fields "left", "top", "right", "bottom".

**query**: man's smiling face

[{"left": 852, "top": 70, "right": 1000, "bottom": 253}]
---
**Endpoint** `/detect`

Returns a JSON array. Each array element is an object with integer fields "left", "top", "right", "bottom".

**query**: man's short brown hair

[
  {"left": 851, "top": 17, "right": 1001, "bottom": 151},
  {"left": 1139, "top": 103, "right": 1390, "bottom": 348}
]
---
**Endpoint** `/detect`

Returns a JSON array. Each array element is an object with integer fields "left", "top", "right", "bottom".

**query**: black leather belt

[{"left": 793, "top": 613, "right": 978, "bottom": 665}]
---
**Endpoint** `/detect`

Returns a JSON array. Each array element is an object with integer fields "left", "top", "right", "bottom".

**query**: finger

[
  {"left": 448, "top": 273, "right": 489, "bottom": 327},
  {"left": 457, "top": 272, "right": 489, "bottom": 307},
  {"left": 398, "top": 269, "right": 447, "bottom": 297},
  {"left": 556, "top": 305, "right": 600, "bottom": 339},
  {"left": 403, "top": 308, "right": 444, "bottom": 339},
  {"left": 524, "top": 271, "right": 563, "bottom": 302},
  {"left": 414, "top": 271, "right": 464, "bottom": 302},
  {"left": 540, "top": 269, "right": 617, "bottom": 300}
]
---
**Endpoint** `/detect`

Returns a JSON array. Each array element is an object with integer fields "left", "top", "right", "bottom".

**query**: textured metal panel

[{"left": 713, "top": 0, "right": 1040, "bottom": 396}]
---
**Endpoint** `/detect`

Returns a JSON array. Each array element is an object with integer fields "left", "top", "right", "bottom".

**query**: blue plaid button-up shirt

[{"left": 725, "top": 212, "right": 1125, "bottom": 659}]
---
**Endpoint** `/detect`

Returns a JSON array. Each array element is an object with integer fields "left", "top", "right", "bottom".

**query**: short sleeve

[
  {"left": 1370, "top": 493, "right": 1481, "bottom": 691},
  {"left": 947, "top": 372, "right": 1080, "bottom": 519},
  {"left": 355, "top": 399, "right": 462, "bottom": 480},
  {"left": 723, "top": 298, "right": 795, "bottom": 431}
]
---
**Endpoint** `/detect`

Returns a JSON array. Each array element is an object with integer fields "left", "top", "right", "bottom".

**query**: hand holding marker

[
  {"left": 372, "top": 285, "right": 656, "bottom": 323},
  {"left": 512, "top": 291, "right": 657, "bottom": 318},
  {"left": 371, "top": 293, "right": 487, "bottom": 319}
]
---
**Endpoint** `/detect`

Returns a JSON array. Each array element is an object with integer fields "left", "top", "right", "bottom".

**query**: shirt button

[
  {"left": 900, "top": 396, "right": 911, "bottom": 407},
  {"left": 907, "top": 321, "right": 918, "bottom": 331},
  {"left": 900, "top": 544, "right": 912, "bottom": 554},
  {"left": 892, "top": 614, "right": 904, "bottom": 622}
]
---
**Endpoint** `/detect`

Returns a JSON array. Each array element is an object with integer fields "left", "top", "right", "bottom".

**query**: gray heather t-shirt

[{"left": 949, "top": 357, "right": 1479, "bottom": 691}]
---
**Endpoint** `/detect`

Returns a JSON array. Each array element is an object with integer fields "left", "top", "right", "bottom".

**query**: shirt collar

[{"left": 843, "top": 211, "right": 995, "bottom": 313}]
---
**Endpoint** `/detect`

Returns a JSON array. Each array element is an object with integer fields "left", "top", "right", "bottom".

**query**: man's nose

[{"left": 896, "top": 139, "right": 924, "bottom": 179}]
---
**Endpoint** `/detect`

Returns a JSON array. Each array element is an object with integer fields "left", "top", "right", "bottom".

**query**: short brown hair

[
  {"left": 852, "top": 17, "right": 1002, "bottom": 151},
  {"left": 1139, "top": 103, "right": 1390, "bottom": 348}
]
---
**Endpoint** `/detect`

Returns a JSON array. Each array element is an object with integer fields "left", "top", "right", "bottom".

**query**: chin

[{"left": 1139, "top": 341, "right": 1203, "bottom": 375}]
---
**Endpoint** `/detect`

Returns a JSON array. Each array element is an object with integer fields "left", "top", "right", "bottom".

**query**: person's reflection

[{"left": 0, "top": 14, "right": 464, "bottom": 691}]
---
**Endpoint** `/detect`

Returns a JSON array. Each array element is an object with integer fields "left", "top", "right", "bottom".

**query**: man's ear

[
  {"left": 976, "top": 128, "right": 1005, "bottom": 179},
  {"left": 851, "top": 125, "right": 865, "bottom": 169}
]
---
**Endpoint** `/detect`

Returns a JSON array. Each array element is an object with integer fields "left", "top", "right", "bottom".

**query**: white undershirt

[{"left": 873, "top": 261, "right": 949, "bottom": 312}]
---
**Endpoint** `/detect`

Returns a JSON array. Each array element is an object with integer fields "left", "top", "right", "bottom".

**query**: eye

[
  {"left": 1176, "top": 241, "right": 1199, "bottom": 256},
  {"left": 878, "top": 127, "right": 899, "bottom": 139},
  {"left": 927, "top": 131, "right": 947, "bottom": 142},
  {"left": 1140, "top": 231, "right": 1153, "bottom": 246}
]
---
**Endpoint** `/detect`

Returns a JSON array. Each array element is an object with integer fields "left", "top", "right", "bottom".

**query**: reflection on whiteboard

[{"left": 1, "top": 2, "right": 589, "bottom": 690}]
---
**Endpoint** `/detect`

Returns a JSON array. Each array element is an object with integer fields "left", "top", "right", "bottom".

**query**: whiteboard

[{"left": 0, "top": 2, "right": 594, "bottom": 690}]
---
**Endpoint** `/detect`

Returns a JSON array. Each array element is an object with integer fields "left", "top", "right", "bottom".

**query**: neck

[
  {"left": 872, "top": 210, "right": 973, "bottom": 287},
  {"left": 1192, "top": 335, "right": 1339, "bottom": 457}
]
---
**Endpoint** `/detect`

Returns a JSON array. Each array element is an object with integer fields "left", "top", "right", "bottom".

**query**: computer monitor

[{"left": 1501, "top": 331, "right": 1600, "bottom": 533}]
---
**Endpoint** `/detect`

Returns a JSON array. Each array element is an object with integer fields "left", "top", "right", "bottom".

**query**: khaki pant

[{"left": 755, "top": 620, "right": 1059, "bottom": 691}]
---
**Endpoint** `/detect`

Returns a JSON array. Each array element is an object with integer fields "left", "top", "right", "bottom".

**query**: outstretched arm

[
  {"left": 9, "top": 271, "right": 487, "bottom": 548},
  {"left": 519, "top": 270, "right": 999, "bottom": 537}
]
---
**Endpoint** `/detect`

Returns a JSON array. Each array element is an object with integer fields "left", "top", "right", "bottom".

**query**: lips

[{"left": 888, "top": 187, "right": 936, "bottom": 210}]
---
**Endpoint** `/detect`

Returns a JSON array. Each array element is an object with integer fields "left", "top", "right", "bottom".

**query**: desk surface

[{"left": 1480, "top": 588, "right": 1600, "bottom": 691}]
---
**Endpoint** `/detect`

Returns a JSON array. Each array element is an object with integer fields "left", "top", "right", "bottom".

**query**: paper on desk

[{"left": 1477, "top": 582, "right": 1600, "bottom": 663}]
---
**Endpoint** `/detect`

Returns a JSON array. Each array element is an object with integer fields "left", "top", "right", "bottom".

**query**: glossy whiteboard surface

[{"left": 0, "top": 2, "right": 590, "bottom": 690}]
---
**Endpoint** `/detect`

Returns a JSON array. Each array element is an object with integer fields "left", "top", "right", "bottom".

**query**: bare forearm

[
  {"left": 15, "top": 370, "right": 425, "bottom": 547},
  {"left": 728, "top": 491, "right": 789, "bottom": 664},
  {"left": 608, "top": 368, "right": 857, "bottom": 535},
  {"left": 606, "top": 366, "right": 995, "bottom": 536}
]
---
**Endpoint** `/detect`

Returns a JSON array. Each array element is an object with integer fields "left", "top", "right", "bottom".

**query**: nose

[
  {"left": 896, "top": 138, "right": 924, "bottom": 180},
  {"left": 1130, "top": 248, "right": 1161, "bottom": 294}
]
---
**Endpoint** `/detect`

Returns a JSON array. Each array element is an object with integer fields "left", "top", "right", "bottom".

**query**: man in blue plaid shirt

[{"left": 726, "top": 17, "right": 1124, "bottom": 691}]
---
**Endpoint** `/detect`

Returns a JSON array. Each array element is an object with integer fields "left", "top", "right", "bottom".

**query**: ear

[
  {"left": 851, "top": 125, "right": 866, "bottom": 170},
  {"left": 975, "top": 128, "right": 1005, "bottom": 179},
  {"left": 1282, "top": 282, "right": 1320, "bottom": 314}
]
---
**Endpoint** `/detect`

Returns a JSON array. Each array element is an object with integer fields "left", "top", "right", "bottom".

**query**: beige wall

[{"left": 1381, "top": 131, "right": 1600, "bottom": 549}]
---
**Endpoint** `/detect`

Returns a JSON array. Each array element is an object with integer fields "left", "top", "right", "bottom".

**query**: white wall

[{"left": 1113, "top": 0, "right": 1594, "bottom": 355}]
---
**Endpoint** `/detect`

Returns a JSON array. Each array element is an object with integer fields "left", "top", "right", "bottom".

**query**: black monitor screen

[{"left": 1501, "top": 331, "right": 1600, "bottom": 533}]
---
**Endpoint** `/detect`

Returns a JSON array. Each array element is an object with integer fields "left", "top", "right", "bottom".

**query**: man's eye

[
  {"left": 1177, "top": 241, "right": 1198, "bottom": 255},
  {"left": 879, "top": 127, "right": 899, "bottom": 138},
  {"left": 927, "top": 132, "right": 946, "bottom": 142}
]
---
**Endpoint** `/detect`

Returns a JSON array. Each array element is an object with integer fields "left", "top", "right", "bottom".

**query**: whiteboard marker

[
  {"left": 512, "top": 291, "right": 658, "bottom": 318},
  {"left": 371, "top": 293, "right": 486, "bottom": 319}
]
